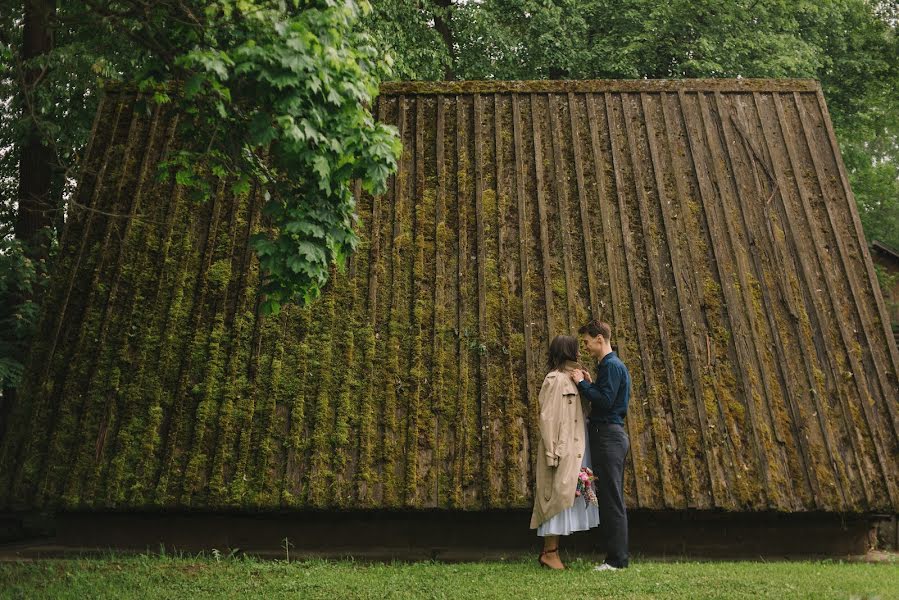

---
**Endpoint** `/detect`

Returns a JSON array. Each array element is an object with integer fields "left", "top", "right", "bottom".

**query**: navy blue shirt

[{"left": 576, "top": 351, "right": 631, "bottom": 425}]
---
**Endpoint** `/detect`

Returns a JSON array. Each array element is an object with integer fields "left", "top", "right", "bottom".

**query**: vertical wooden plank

[
  {"left": 728, "top": 94, "right": 821, "bottom": 507},
  {"left": 380, "top": 94, "right": 407, "bottom": 507},
  {"left": 568, "top": 92, "right": 600, "bottom": 320},
  {"left": 754, "top": 91, "right": 855, "bottom": 509},
  {"left": 367, "top": 100, "right": 384, "bottom": 321},
  {"left": 774, "top": 92, "right": 894, "bottom": 506},
  {"left": 473, "top": 94, "right": 496, "bottom": 506},
  {"left": 674, "top": 89, "right": 748, "bottom": 508},
  {"left": 451, "top": 95, "right": 465, "bottom": 506},
  {"left": 40, "top": 102, "right": 149, "bottom": 503},
  {"left": 304, "top": 277, "right": 337, "bottom": 507},
  {"left": 248, "top": 307, "right": 289, "bottom": 506},
  {"left": 696, "top": 91, "right": 781, "bottom": 507},
  {"left": 603, "top": 91, "right": 657, "bottom": 507},
  {"left": 584, "top": 95, "right": 619, "bottom": 324},
  {"left": 70, "top": 103, "right": 169, "bottom": 501},
  {"left": 494, "top": 93, "right": 524, "bottom": 502},
  {"left": 547, "top": 93, "right": 579, "bottom": 333},
  {"left": 530, "top": 94, "right": 556, "bottom": 337},
  {"left": 618, "top": 92, "right": 678, "bottom": 508},
  {"left": 455, "top": 95, "right": 477, "bottom": 505},
  {"left": 641, "top": 92, "right": 716, "bottom": 507},
  {"left": 355, "top": 97, "right": 389, "bottom": 506},
  {"left": 511, "top": 94, "right": 538, "bottom": 496},
  {"left": 584, "top": 93, "right": 642, "bottom": 507},
  {"left": 813, "top": 88, "right": 899, "bottom": 386},
  {"left": 658, "top": 92, "right": 731, "bottom": 509},
  {"left": 795, "top": 92, "right": 899, "bottom": 451},
  {"left": 280, "top": 306, "right": 313, "bottom": 506},
  {"left": 403, "top": 96, "right": 428, "bottom": 506},
  {"left": 333, "top": 181, "right": 363, "bottom": 505},
  {"left": 432, "top": 95, "right": 446, "bottom": 505}
]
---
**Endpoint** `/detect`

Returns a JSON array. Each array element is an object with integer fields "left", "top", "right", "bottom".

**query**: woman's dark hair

[{"left": 548, "top": 335, "right": 579, "bottom": 371}]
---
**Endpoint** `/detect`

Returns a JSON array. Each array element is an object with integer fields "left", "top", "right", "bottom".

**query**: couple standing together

[{"left": 530, "top": 319, "right": 631, "bottom": 571}]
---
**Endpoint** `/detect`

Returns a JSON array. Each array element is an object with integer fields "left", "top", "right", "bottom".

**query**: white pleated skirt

[{"left": 536, "top": 421, "right": 600, "bottom": 537}]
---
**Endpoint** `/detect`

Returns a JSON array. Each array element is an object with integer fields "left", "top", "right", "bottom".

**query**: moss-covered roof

[{"left": 1, "top": 79, "right": 897, "bottom": 513}]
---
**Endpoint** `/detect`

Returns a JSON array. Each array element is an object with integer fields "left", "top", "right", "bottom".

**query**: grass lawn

[{"left": 1, "top": 554, "right": 897, "bottom": 599}]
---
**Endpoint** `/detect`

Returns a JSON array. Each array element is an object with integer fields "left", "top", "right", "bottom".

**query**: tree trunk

[
  {"left": 2, "top": 0, "right": 57, "bottom": 446},
  {"left": 432, "top": 0, "right": 456, "bottom": 80},
  {"left": 549, "top": 66, "right": 569, "bottom": 80},
  {"left": 16, "top": 0, "right": 57, "bottom": 260}
]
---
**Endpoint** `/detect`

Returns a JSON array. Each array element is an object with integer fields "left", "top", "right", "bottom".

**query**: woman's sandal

[{"left": 538, "top": 548, "right": 564, "bottom": 570}]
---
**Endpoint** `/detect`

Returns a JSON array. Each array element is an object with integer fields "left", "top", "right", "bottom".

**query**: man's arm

[{"left": 576, "top": 364, "right": 622, "bottom": 414}]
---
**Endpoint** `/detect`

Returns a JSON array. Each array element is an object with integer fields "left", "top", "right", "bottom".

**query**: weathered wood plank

[
  {"left": 511, "top": 94, "right": 538, "bottom": 497},
  {"left": 531, "top": 94, "right": 556, "bottom": 337},
  {"left": 783, "top": 93, "right": 897, "bottom": 507},
  {"left": 795, "top": 92, "right": 899, "bottom": 454},
  {"left": 699, "top": 91, "right": 784, "bottom": 508},
  {"left": 674, "top": 89, "right": 745, "bottom": 508},
  {"left": 548, "top": 93, "right": 580, "bottom": 333},
  {"left": 432, "top": 95, "right": 447, "bottom": 505},
  {"left": 583, "top": 94, "right": 642, "bottom": 507},
  {"left": 640, "top": 92, "right": 713, "bottom": 508},
  {"left": 813, "top": 88, "right": 899, "bottom": 388},
  {"left": 756, "top": 91, "right": 855, "bottom": 509},
  {"left": 568, "top": 93, "right": 601, "bottom": 321},
  {"left": 726, "top": 93, "right": 820, "bottom": 508},
  {"left": 603, "top": 91, "right": 657, "bottom": 507},
  {"left": 619, "top": 92, "right": 679, "bottom": 508}
]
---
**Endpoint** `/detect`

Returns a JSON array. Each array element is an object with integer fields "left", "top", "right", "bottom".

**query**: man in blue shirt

[{"left": 570, "top": 319, "right": 631, "bottom": 570}]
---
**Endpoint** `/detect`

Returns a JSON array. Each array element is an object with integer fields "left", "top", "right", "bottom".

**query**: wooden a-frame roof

[{"left": 1, "top": 79, "right": 896, "bottom": 513}]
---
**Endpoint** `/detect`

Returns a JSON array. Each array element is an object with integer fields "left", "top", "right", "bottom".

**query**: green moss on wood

[
  {"left": 306, "top": 286, "right": 336, "bottom": 507},
  {"left": 5, "top": 89, "right": 897, "bottom": 516}
]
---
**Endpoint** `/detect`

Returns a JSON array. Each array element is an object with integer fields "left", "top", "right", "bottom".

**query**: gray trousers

[{"left": 589, "top": 422, "right": 630, "bottom": 567}]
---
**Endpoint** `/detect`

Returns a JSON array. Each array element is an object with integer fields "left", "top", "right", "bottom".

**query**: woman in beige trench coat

[{"left": 530, "top": 335, "right": 599, "bottom": 570}]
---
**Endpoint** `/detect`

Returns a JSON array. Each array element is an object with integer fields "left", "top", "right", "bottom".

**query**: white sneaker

[{"left": 594, "top": 563, "right": 620, "bottom": 571}]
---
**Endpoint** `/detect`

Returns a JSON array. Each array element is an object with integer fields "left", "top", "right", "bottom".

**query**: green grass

[{"left": 1, "top": 554, "right": 897, "bottom": 599}]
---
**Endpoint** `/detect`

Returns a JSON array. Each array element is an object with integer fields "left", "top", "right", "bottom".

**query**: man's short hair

[{"left": 578, "top": 319, "right": 611, "bottom": 340}]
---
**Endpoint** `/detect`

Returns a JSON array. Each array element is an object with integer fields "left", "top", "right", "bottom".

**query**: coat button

[
  {"left": 577, "top": 454, "right": 582, "bottom": 458},
  {"left": 574, "top": 437, "right": 579, "bottom": 442}
]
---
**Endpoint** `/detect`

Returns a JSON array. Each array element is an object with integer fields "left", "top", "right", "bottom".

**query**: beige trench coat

[{"left": 529, "top": 364, "right": 591, "bottom": 529}]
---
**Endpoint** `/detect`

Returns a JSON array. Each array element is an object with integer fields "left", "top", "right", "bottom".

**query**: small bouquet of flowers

[{"left": 575, "top": 466, "right": 598, "bottom": 506}]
